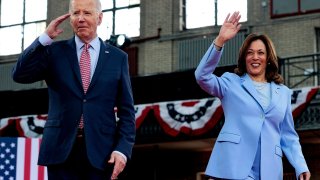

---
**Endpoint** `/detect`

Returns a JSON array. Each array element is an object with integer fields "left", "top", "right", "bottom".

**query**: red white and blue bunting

[
  {"left": 154, "top": 97, "right": 223, "bottom": 136},
  {"left": 134, "top": 103, "right": 153, "bottom": 128},
  {"left": 1, "top": 86, "right": 319, "bottom": 138},
  {"left": 291, "top": 86, "right": 319, "bottom": 118}
]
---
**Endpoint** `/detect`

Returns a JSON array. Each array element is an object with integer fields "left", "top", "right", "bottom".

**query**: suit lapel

[
  {"left": 265, "top": 82, "right": 282, "bottom": 113},
  {"left": 241, "top": 74, "right": 283, "bottom": 113},
  {"left": 65, "top": 38, "right": 83, "bottom": 88},
  {"left": 64, "top": 38, "right": 111, "bottom": 93},
  {"left": 88, "top": 39, "right": 110, "bottom": 91},
  {"left": 241, "top": 74, "right": 265, "bottom": 110}
]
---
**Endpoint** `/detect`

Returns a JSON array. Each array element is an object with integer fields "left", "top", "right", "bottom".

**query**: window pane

[
  {"left": 116, "top": 0, "right": 140, "bottom": 8},
  {"left": 101, "top": 0, "right": 113, "bottom": 10},
  {"left": 316, "top": 28, "right": 320, "bottom": 52},
  {"left": 24, "top": 22, "right": 46, "bottom": 49},
  {"left": 115, "top": 8, "right": 140, "bottom": 37},
  {"left": 25, "top": 0, "right": 47, "bottom": 22},
  {"left": 0, "top": 26, "right": 22, "bottom": 55},
  {"left": 98, "top": 12, "right": 113, "bottom": 41},
  {"left": 217, "top": 0, "right": 247, "bottom": 25},
  {"left": 186, "top": 0, "right": 214, "bottom": 29},
  {"left": 1, "top": 0, "right": 24, "bottom": 26},
  {"left": 301, "top": 0, "right": 320, "bottom": 12},
  {"left": 273, "top": 0, "right": 298, "bottom": 15}
]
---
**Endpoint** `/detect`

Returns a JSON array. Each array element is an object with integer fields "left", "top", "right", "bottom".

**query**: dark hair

[{"left": 234, "top": 33, "right": 283, "bottom": 84}]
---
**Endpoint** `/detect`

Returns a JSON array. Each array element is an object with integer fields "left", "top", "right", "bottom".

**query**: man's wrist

[
  {"left": 38, "top": 33, "right": 53, "bottom": 46},
  {"left": 113, "top": 151, "right": 127, "bottom": 162}
]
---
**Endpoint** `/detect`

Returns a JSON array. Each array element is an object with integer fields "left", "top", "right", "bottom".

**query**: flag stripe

[
  {"left": 1, "top": 138, "right": 47, "bottom": 180},
  {"left": 16, "top": 138, "right": 25, "bottom": 180},
  {"left": 45, "top": 167, "right": 48, "bottom": 180},
  {"left": 30, "top": 139, "right": 39, "bottom": 180},
  {"left": 24, "top": 138, "right": 32, "bottom": 180},
  {"left": 38, "top": 165, "right": 45, "bottom": 180},
  {"left": 37, "top": 139, "right": 44, "bottom": 180}
]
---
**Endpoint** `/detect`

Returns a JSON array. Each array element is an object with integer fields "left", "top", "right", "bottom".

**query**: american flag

[{"left": 0, "top": 137, "right": 47, "bottom": 180}]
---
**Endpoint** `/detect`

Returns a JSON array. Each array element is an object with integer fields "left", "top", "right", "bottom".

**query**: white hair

[{"left": 69, "top": 0, "right": 102, "bottom": 12}]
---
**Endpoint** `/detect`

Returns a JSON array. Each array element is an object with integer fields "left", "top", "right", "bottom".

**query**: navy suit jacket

[
  {"left": 195, "top": 44, "right": 309, "bottom": 179},
  {"left": 12, "top": 37, "right": 135, "bottom": 170}
]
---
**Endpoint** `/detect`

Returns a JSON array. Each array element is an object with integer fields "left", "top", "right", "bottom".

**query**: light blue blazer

[{"left": 194, "top": 44, "right": 309, "bottom": 179}]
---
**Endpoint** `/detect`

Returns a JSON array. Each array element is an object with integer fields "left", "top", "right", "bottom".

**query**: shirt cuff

[
  {"left": 113, "top": 151, "right": 127, "bottom": 162},
  {"left": 38, "top": 33, "right": 53, "bottom": 46}
]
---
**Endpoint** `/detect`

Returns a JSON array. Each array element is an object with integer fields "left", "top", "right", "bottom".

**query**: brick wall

[{"left": 137, "top": 0, "right": 320, "bottom": 75}]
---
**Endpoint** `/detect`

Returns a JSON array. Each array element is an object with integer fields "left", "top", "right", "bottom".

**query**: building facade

[{"left": 0, "top": 0, "right": 320, "bottom": 179}]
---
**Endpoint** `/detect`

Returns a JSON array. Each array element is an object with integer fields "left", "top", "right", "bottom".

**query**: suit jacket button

[{"left": 83, "top": 99, "right": 87, "bottom": 103}]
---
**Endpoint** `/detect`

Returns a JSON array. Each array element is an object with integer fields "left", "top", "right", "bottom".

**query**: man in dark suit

[{"left": 12, "top": 0, "right": 135, "bottom": 179}]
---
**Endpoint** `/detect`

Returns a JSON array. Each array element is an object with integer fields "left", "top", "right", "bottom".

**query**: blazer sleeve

[
  {"left": 12, "top": 38, "right": 49, "bottom": 84},
  {"left": 280, "top": 89, "right": 309, "bottom": 178},
  {"left": 194, "top": 44, "right": 227, "bottom": 99},
  {"left": 114, "top": 54, "right": 135, "bottom": 159}
]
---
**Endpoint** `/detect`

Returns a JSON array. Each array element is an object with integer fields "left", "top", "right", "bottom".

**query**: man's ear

[{"left": 98, "top": 12, "right": 103, "bottom": 25}]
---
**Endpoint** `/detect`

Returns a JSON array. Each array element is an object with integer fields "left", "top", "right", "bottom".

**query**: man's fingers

[
  {"left": 111, "top": 165, "right": 125, "bottom": 180},
  {"left": 109, "top": 153, "right": 126, "bottom": 180},
  {"left": 46, "top": 13, "right": 70, "bottom": 39},
  {"left": 111, "top": 165, "right": 122, "bottom": 180},
  {"left": 51, "top": 14, "right": 70, "bottom": 29},
  {"left": 54, "top": 14, "right": 71, "bottom": 26}
]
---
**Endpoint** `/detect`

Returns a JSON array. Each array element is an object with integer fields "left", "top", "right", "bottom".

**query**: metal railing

[
  {"left": 178, "top": 30, "right": 247, "bottom": 71},
  {"left": 279, "top": 53, "right": 320, "bottom": 88}
]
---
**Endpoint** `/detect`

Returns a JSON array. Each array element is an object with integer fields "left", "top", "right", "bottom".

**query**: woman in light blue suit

[{"left": 195, "top": 12, "right": 311, "bottom": 180}]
